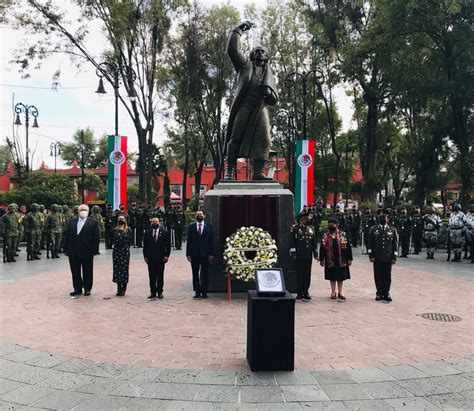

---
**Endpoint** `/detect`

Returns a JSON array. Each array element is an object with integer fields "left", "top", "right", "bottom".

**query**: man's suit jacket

[
  {"left": 64, "top": 218, "right": 100, "bottom": 259},
  {"left": 143, "top": 228, "right": 171, "bottom": 262},
  {"left": 186, "top": 222, "right": 215, "bottom": 258}
]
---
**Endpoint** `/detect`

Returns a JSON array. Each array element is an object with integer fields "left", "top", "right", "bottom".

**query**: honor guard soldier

[
  {"left": 24, "top": 203, "right": 42, "bottom": 260},
  {"left": 173, "top": 206, "right": 185, "bottom": 250},
  {"left": 45, "top": 204, "right": 63, "bottom": 259},
  {"left": 135, "top": 204, "right": 145, "bottom": 248},
  {"left": 290, "top": 212, "right": 318, "bottom": 301},
  {"left": 89, "top": 205, "right": 105, "bottom": 251},
  {"left": 350, "top": 206, "right": 361, "bottom": 248},
  {"left": 334, "top": 206, "right": 346, "bottom": 231},
  {"left": 397, "top": 208, "right": 412, "bottom": 257},
  {"left": 104, "top": 204, "right": 114, "bottom": 249},
  {"left": 423, "top": 206, "right": 441, "bottom": 259},
  {"left": 411, "top": 206, "right": 424, "bottom": 254},
  {"left": 128, "top": 202, "right": 138, "bottom": 247},
  {"left": 361, "top": 207, "right": 377, "bottom": 254},
  {"left": 448, "top": 203, "right": 467, "bottom": 262},
  {"left": 1, "top": 204, "right": 19, "bottom": 262},
  {"left": 368, "top": 213, "right": 398, "bottom": 302}
]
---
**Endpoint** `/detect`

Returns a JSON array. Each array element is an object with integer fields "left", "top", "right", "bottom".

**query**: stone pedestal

[{"left": 203, "top": 181, "right": 296, "bottom": 293}]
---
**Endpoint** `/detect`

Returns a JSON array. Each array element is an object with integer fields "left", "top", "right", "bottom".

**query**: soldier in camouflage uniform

[
  {"left": 39, "top": 204, "right": 47, "bottom": 250},
  {"left": 45, "top": 204, "right": 63, "bottom": 258},
  {"left": 448, "top": 203, "right": 467, "bottom": 262},
  {"left": 423, "top": 206, "right": 441, "bottom": 259},
  {"left": 411, "top": 206, "right": 424, "bottom": 255},
  {"left": 361, "top": 207, "right": 377, "bottom": 254},
  {"left": 396, "top": 207, "right": 412, "bottom": 257},
  {"left": 1, "top": 204, "right": 19, "bottom": 262},
  {"left": 24, "top": 203, "right": 42, "bottom": 260},
  {"left": 290, "top": 212, "right": 318, "bottom": 301},
  {"left": 465, "top": 205, "right": 474, "bottom": 263},
  {"left": 16, "top": 205, "right": 27, "bottom": 253}
]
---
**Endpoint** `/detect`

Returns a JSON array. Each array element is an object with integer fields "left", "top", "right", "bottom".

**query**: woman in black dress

[
  {"left": 112, "top": 215, "right": 132, "bottom": 296},
  {"left": 319, "top": 218, "right": 353, "bottom": 300}
]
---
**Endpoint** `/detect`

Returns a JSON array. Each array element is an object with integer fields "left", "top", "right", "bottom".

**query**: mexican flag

[
  {"left": 294, "top": 139, "right": 315, "bottom": 214},
  {"left": 107, "top": 135, "right": 128, "bottom": 212}
]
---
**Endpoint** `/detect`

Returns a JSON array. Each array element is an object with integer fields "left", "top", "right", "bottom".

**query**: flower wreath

[{"left": 223, "top": 226, "right": 278, "bottom": 282}]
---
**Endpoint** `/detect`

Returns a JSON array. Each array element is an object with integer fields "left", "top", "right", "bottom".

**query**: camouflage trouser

[
  {"left": 449, "top": 228, "right": 464, "bottom": 253},
  {"left": 16, "top": 229, "right": 23, "bottom": 250},
  {"left": 50, "top": 232, "right": 62, "bottom": 255},
  {"left": 423, "top": 231, "right": 438, "bottom": 254},
  {"left": 5, "top": 235, "right": 18, "bottom": 261},
  {"left": 30, "top": 232, "right": 40, "bottom": 258}
]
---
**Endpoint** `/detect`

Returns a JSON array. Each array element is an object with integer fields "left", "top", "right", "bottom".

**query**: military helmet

[
  {"left": 30, "top": 203, "right": 39, "bottom": 212},
  {"left": 11, "top": 203, "right": 19, "bottom": 211},
  {"left": 39, "top": 204, "right": 45, "bottom": 212},
  {"left": 7, "top": 203, "right": 15, "bottom": 212},
  {"left": 92, "top": 205, "right": 101, "bottom": 214},
  {"left": 51, "top": 204, "right": 58, "bottom": 212},
  {"left": 453, "top": 203, "right": 462, "bottom": 212},
  {"left": 62, "top": 205, "right": 69, "bottom": 212},
  {"left": 73, "top": 205, "right": 79, "bottom": 215}
]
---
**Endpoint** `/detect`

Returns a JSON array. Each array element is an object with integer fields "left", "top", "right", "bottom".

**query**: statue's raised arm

[{"left": 224, "top": 22, "right": 279, "bottom": 182}]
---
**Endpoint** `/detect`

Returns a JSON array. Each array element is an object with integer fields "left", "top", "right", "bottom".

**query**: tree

[
  {"left": 61, "top": 127, "right": 96, "bottom": 168},
  {"left": 0, "top": 144, "right": 12, "bottom": 172},
  {"left": 0, "top": 172, "right": 77, "bottom": 206},
  {"left": 8, "top": 0, "right": 186, "bottom": 203}
]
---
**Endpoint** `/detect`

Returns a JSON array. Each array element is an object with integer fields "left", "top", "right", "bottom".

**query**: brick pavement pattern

[{"left": 1, "top": 250, "right": 472, "bottom": 372}]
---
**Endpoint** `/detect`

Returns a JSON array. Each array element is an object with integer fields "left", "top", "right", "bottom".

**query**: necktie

[
  {"left": 198, "top": 224, "right": 202, "bottom": 236},
  {"left": 153, "top": 230, "right": 157, "bottom": 242}
]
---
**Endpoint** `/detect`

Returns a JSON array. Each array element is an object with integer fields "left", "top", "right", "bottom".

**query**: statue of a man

[{"left": 224, "top": 21, "right": 279, "bottom": 181}]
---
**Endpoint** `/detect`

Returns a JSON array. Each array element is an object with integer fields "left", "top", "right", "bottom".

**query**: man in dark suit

[
  {"left": 186, "top": 210, "right": 215, "bottom": 299},
  {"left": 63, "top": 204, "right": 100, "bottom": 297},
  {"left": 143, "top": 216, "right": 171, "bottom": 300}
]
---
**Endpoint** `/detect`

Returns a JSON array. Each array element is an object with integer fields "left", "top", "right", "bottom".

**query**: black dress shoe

[
  {"left": 83, "top": 290, "right": 91, "bottom": 296},
  {"left": 147, "top": 294, "right": 156, "bottom": 301},
  {"left": 384, "top": 295, "right": 392, "bottom": 302},
  {"left": 296, "top": 294, "right": 303, "bottom": 300},
  {"left": 70, "top": 290, "right": 82, "bottom": 297},
  {"left": 158, "top": 293, "right": 163, "bottom": 299},
  {"left": 201, "top": 292, "right": 208, "bottom": 299},
  {"left": 193, "top": 293, "right": 201, "bottom": 299},
  {"left": 375, "top": 294, "right": 382, "bottom": 301},
  {"left": 303, "top": 294, "right": 312, "bottom": 300}
]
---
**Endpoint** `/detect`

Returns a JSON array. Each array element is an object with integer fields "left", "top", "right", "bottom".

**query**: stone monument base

[{"left": 203, "top": 181, "right": 296, "bottom": 293}]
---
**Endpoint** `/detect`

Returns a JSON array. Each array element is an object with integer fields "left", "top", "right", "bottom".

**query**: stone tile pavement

[{"left": 0, "top": 247, "right": 473, "bottom": 409}]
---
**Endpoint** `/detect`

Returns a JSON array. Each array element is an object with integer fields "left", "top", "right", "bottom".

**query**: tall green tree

[{"left": 7, "top": 0, "right": 186, "bottom": 203}]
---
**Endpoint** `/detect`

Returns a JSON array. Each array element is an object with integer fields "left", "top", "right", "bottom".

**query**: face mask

[
  {"left": 151, "top": 223, "right": 159, "bottom": 229},
  {"left": 196, "top": 216, "right": 204, "bottom": 222},
  {"left": 379, "top": 218, "right": 387, "bottom": 225},
  {"left": 328, "top": 226, "right": 336, "bottom": 232},
  {"left": 118, "top": 220, "right": 125, "bottom": 225},
  {"left": 79, "top": 210, "right": 88, "bottom": 218}
]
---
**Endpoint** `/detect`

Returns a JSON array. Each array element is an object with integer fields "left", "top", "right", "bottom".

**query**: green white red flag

[
  {"left": 294, "top": 139, "right": 315, "bottom": 214},
  {"left": 107, "top": 135, "right": 127, "bottom": 211}
]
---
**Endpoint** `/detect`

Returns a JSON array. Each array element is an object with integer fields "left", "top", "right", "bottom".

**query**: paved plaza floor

[{"left": 0, "top": 245, "right": 473, "bottom": 409}]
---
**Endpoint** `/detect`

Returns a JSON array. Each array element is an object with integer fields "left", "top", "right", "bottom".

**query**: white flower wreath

[{"left": 223, "top": 226, "right": 278, "bottom": 282}]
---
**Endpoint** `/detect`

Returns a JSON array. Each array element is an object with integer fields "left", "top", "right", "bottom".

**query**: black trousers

[
  {"left": 412, "top": 232, "right": 423, "bottom": 253},
  {"left": 136, "top": 227, "right": 144, "bottom": 247},
  {"left": 400, "top": 234, "right": 410, "bottom": 256},
  {"left": 105, "top": 227, "right": 112, "bottom": 249},
  {"left": 296, "top": 259, "right": 312, "bottom": 295},
  {"left": 148, "top": 259, "right": 164, "bottom": 295},
  {"left": 69, "top": 255, "right": 94, "bottom": 292},
  {"left": 192, "top": 257, "right": 209, "bottom": 293},
  {"left": 174, "top": 227, "right": 183, "bottom": 249},
  {"left": 363, "top": 232, "right": 370, "bottom": 251},
  {"left": 373, "top": 261, "right": 392, "bottom": 297},
  {"left": 130, "top": 226, "right": 136, "bottom": 247},
  {"left": 351, "top": 229, "right": 359, "bottom": 247}
]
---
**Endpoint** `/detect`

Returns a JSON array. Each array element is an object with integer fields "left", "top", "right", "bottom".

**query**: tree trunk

[
  {"left": 195, "top": 161, "right": 204, "bottom": 198},
  {"left": 182, "top": 122, "right": 189, "bottom": 209},
  {"left": 135, "top": 126, "right": 147, "bottom": 204},
  {"left": 362, "top": 93, "right": 379, "bottom": 202}
]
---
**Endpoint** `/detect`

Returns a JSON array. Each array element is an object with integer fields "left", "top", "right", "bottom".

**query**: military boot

[
  {"left": 252, "top": 159, "right": 272, "bottom": 181},
  {"left": 224, "top": 164, "right": 236, "bottom": 180},
  {"left": 224, "top": 145, "right": 239, "bottom": 181}
]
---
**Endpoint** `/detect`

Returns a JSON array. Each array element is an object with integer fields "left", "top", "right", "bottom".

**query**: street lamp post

[
  {"left": 49, "top": 142, "right": 61, "bottom": 174},
  {"left": 14, "top": 102, "right": 39, "bottom": 175},
  {"left": 79, "top": 130, "right": 85, "bottom": 204},
  {"left": 345, "top": 143, "right": 349, "bottom": 209},
  {"left": 95, "top": 61, "right": 137, "bottom": 136},
  {"left": 284, "top": 69, "right": 324, "bottom": 141}
]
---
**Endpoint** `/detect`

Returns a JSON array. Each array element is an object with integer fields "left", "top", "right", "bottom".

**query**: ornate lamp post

[
  {"left": 95, "top": 61, "right": 137, "bottom": 136},
  {"left": 14, "top": 103, "right": 39, "bottom": 175},
  {"left": 49, "top": 142, "right": 61, "bottom": 174},
  {"left": 284, "top": 69, "right": 324, "bottom": 141}
]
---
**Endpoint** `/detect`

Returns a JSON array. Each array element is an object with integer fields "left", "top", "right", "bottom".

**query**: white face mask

[{"left": 79, "top": 210, "right": 88, "bottom": 218}]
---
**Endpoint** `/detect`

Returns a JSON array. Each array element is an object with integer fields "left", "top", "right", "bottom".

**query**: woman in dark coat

[
  {"left": 319, "top": 218, "right": 353, "bottom": 300},
  {"left": 112, "top": 214, "right": 132, "bottom": 296}
]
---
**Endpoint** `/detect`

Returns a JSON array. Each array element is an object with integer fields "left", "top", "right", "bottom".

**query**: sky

[{"left": 0, "top": 0, "right": 354, "bottom": 171}]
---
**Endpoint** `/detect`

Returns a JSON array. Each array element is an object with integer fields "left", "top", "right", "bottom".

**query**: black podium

[{"left": 246, "top": 290, "right": 295, "bottom": 371}]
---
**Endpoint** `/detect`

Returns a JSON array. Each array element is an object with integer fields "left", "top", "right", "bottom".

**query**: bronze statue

[{"left": 224, "top": 21, "right": 278, "bottom": 181}]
